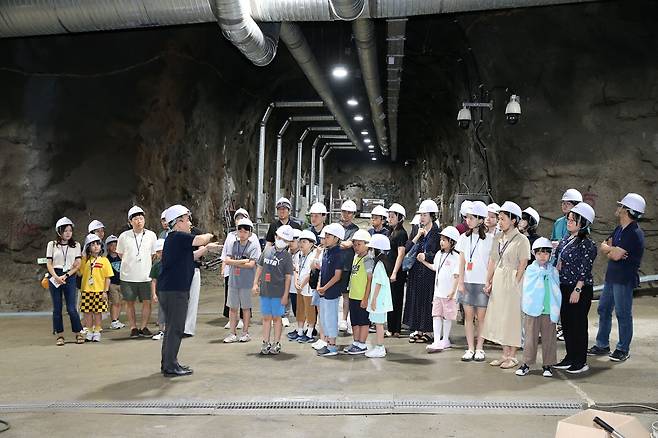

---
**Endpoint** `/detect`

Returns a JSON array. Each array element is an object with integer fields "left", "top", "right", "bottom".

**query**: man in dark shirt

[
  {"left": 337, "top": 200, "right": 360, "bottom": 332},
  {"left": 265, "top": 197, "right": 302, "bottom": 248},
  {"left": 589, "top": 193, "right": 646, "bottom": 362},
  {"left": 159, "top": 205, "right": 218, "bottom": 377}
]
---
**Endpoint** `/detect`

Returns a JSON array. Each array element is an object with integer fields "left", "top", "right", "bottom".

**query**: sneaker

[
  {"left": 587, "top": 345, "right": 611, "bottom": 356},
  {"left": 152, "top": 331, "right": 164, "bottom": 340},
  {"left": 287, "top": 330, "right": 300, "bottom": 341},
  {"left": 110, "top": 320, "right": 122, "bottom": 330},
  {"left": 140, "top": 327, "right": 152, "bottom": 337},
  {"left": 224, "top": 321, "right": 231, "bottom": 329},
  {"left": 270, "top": 342, "right": 281, "bottom": 355},
  {"left": 553, "top": 358, "right": 572, "bottom": 370},
  {"left": 91, "top": 332, "right": 101, "bottom": 343},
  {"left": 609, "top": 349, "right": 630, "bottom": 362},
  {"left": 317, "top": 346, "right": 338, "bottom": 357},
  {"left": 223, "top": 334, "right": 238, "bottom": 343},
  {"left": 556, "top": 328, "right": 564, "bottom": 342},
  {"left": 339, "top": 320, "right": 348, "bottom": 332},
  {"left": 312, "top": 339, "right": 328, "bottom": 350},
  {"left": 238, "top": 333, "right": 252, "bottom": 343},
  {"left": 260, "top": 341, "right": 271, "bottom": 355},
  {"left": 81, "top": 327, "right": 89, "bottom": 336},
  {"left": 346, "top": 344, "right": 367, "bottom": 355},
  {"left": 85, "top": 331, "right": 94, "bottom": 342},
  {"left": 515, "top": 364, "right": 530, "bottom": 376},
  {"left": 474, "top": 350, "right": 486, "bottom": 362},
  {"left": 342, "top": 343, "right": 354, "bottom": 354},
  {"left": 426, "top": 343, "right": 443, "bottom": 353},
  {"left": 236, "top": 319, "right": 244, "bottom": 330},
  {"left": 365, "top": 345, "right": 386, "bottom": 358},
  {"left": 282, "top": 317, "right": 290, "bottom": 328},
  {"left": 347, "top": 325, "right": 353, "bottom": 335},
  {"left": 438, "top": 339, "right": 451, "bottom": 350},
  {"left": 566, "top": 363, "right": 590, "bottom": 374},
  {"left": 368, "top": 325, "right": 376, "bottom": 333},
  {"left": 461, "top": 350, "right": 474, "bottom": 361},
  {"left": 384, "top": 330, "right": 392, "bottom": 338},
  {"left": 129, "top": 328, "right": 140, "bottom": 338},
  {"left": 296, "top": 335, "right": 313, "bottom": 343},
  {"left": 542, "top": 366, "right": 553, "bottom": 378}
]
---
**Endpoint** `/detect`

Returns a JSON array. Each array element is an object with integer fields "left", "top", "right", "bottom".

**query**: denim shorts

[
  {"left": 319, "top": 297, "right": 339, "bottom": 338},
  {"left": 260, "top": 296, "right": 285, "bottom": 317},
  {"left": 311, "top": 289, "right": 321, "bottom": 306}
]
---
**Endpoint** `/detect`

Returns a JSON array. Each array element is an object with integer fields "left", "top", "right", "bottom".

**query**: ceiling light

[
  {"left": 364, "top": 138, "right": 371, "bottom": 144},
  {"left": 347, "top": 98, "right": 358, "bottom": 106},
  {"left": 368, "top": 145, "right": 374, "bottom": 149},
  {"left": 360, "top": 130, "right": 369, "bottom": 135},
  {"left": 332, "top": 66, "right": 348, "bottom": 79},
  {"left": 353, "top": 115, "right": 364, "bottom": 122},
  {"left": 371, "top": 157, "right": 377, "bottom": 161}
]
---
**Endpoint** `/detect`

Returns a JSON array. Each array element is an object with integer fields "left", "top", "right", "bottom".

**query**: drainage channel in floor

[{"left": 0, "top": 399, "right": 584, "bottom": 416}]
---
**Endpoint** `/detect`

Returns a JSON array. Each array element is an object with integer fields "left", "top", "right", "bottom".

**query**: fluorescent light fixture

[
  {"left": 371, "top": 157, "right": 377, "bottom": 161},
  {"left": 353, "top": 115, "right": 364, "bottom": 122},
  {"left": 332, "top": 66, "right": 348, "bottom": 79},
  {"left": 368, "top": 145, "right": 374, "bottom": 149},
  {"left": 364, "top": 138, "right": 371, "bottom": 144},
  {"left": 360, "top": 130, "right": 369, "bottom": 135},
  {"left": 347, "top": 98, "right": 358, "bottom": 106}
]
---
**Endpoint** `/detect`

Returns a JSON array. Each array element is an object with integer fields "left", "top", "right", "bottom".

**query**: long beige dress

[{"left": 481, "top": 227, "right": 531, "bottom": 347}]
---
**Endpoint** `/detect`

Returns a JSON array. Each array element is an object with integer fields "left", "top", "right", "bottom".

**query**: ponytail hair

[{"left": 373, "top": 249, "right": 393, "bottom": 277}]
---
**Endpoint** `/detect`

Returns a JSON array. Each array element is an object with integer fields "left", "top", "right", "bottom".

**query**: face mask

[{"left": 275, "top": 239, "right": 288, "bottom": 250}]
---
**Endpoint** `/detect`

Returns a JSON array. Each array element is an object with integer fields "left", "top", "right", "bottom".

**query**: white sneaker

[
  {"left": 152, "top": 331, "right": 164, "bottom": 340},
  {"left": 339, "top": 320, "right": 348, "bottom": 332},
  {"left": 282, "top": 317, "right": 290, "bottom": 327},
  {"left": 236, "top": 319, "right": 244, "bottom": 330},
  {"left": 223, "top": 333, "right": 238, "bottom": 343},
  {"left": 81, "top": 327, "right": 89, "bottom": 336},
  {"left": 474, "top": 350, "right": 486, "bottom": 362},
  {"left": 110, "top": 320, "right": 121, "bottom": 330},
  {"left": 365, "top": 345, "right": 386, "bottom": 358},
  {"left": 426, "top": 343, "right": 443, "bottom": 353},
  {"left": 85, "top": 331, "right": 93, "bottom": 342},
  {"left": 312, "top": 339, "right": 328, "bottom": 350},
  {"left": 239, "top": 333, "right": 252, "bottom": 343},
  {"left": 346, "top": 325, "right": 353, "bottom": 335},
  {"left": 224, "top": 321, "right": 231, "bottom": 329},
  {"left": 91, "top": 332, "right": 101, "bottom": 342}
]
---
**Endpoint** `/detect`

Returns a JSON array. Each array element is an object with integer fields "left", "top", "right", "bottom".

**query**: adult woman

[
  {"left": 553, "top": 202, "right": 597, "bottom": 374},
  {"left": 404, "top": 200, "right": 441, "bottom": 343},
  {"left": 387, "top": 203, "right": 408, "bottom": 337},
  {"left": 481, "top": 201, "right": 531, "bottom": 369},
  {"left": 46, "top": 217, "right": 84, "bottom": 345},
  {"left": 485, "top": 203, "right": 500, "bottom": 235}
]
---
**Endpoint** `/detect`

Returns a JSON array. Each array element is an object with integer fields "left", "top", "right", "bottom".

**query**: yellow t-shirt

[{"left": 79, "top": 256, "right": 114, "bottom": 292}]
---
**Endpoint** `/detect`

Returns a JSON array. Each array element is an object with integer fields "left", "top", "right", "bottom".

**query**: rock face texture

[{"left": 0, "top": 1, "right": 656, "bottom": 310}]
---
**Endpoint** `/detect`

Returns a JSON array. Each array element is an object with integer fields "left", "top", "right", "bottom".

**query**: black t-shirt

[
  {"left": 387, "top": 226, "right": 409, "bottom": 274},
  {"left": 107, "top": 253, "right": 122, "bottom": 285},
  {"left": 158, "top": 231, "right": 196, "bottom": 291},
  {"left": 341, "top": 222, "right": 360, "bottom": 273},
  {"left": 265, "top": 218, "right": 303, "bottom": 243}
]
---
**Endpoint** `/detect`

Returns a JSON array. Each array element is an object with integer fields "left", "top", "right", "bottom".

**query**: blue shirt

[
  {"left": 320, "top": 245, "right": 344, "bottom": 300},
  {"left": 107, "top": 253, "right": 121, "bottom": 285},
  {"left": 551, "top": 216, "right": 568, "bottom": 241},
  {"left": 605, "top": 222, "right": 644, "bottom": 287},
  {"left": 158, "top": 231, "right": 196, "bottom": 291},
  {"left": 554, "top": 235, "right": 597, "bottom": 286}
]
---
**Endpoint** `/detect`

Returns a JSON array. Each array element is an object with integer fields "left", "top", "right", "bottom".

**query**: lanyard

[
  {"left": 353, "top": 255, "right": 366, "bottom": 272},
  {"left": 133, "top": 231, "right": 145, "bottom": 255},
  {"left": 557, "top": 235, "right": 577, "bottom": 265},
  {"left": 468, "top": 234, "right": 479, "bottom": 262},
  {"left": 434, "top": 252, "right": 450, "bottom": 287},
  {"left": 58, "top": 243, "right": 69, "bottom": 269},
  {"left": 498, "top": 234, "right": 518, "bottom": 259},
  {"left": 88, "top": 256, "right": 99, "bottom": 275},
  {"left": 236, "top": 241, "right": 250, "bottom": 259}
]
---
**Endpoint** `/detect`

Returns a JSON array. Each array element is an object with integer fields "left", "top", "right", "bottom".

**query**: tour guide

[{"left": 159, "top": 204, "right": 218, "bottom": 377}]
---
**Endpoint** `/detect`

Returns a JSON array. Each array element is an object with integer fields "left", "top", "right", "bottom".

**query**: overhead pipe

[
  {"left": 386, "top": 18, "right": 407, "bottom": 161},
  {"left": 353, "top": 18, "right": 389, "bottom": 156},
  {"left": 257, "top": 101, "right": 324, "bottom": 221},
  {"left": 318, "top": 142, "right": 357, "bottom": 202}
]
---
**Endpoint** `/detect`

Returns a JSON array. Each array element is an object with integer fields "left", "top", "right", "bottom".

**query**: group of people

[{"left": 44, "top": 188, "right": 646, "bottom": 378}]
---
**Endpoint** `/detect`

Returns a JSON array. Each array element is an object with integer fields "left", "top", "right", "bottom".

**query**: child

[
  {"left": 284, "top": 229, "right": 302, "bottom": 332},
  {"left": 288, "top": 230, "right": 318, "bottom": 343},
  {"left": 365, "top": 234, "right": 393, "bottom": 358},
  {"left": 516, "top": 237, "right": 561, "bottom": 377},
  {"left": 105, "top": 235, "right": 125, "bottom": 330},
  {"left": 310, "top": 229, "right": 326, "bottom": 350},
  {"left": 252, "top": 225, "right": 294, "bottom": 355},
  {"left": 79, "top": 234, "right": 114, "bottom": 342},
  {"left": 224, "top": 218, "right": 261, "bottom": 343},
  {"left": 315, "top": 223, "right": 345, "bottom": 357},
  {"left": 150, "top": 239, "right": 165, "bottom": 340},
  {"left": 344, "top": 230, "right": 374, "bottom": 355},
  {"left": 423, "top": 226, "right": 461, "bottom": 352}
]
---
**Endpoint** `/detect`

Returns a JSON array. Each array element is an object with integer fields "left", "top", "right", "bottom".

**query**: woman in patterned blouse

[{"left": 552, "top": 202, "right": 597, "bottom": 374}]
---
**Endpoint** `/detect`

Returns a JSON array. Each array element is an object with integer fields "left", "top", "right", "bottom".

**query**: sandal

[
  {"left": 489, "top": 357, "right": 506, "bottom": 366},
  {"left": 56, "top": 336, "right": 65, "bottom": 346},
  {"left": 75, "top": 333, "right": 85, "bottom": 344},
  {"left": 500, "top": 358, "right": 519, "bottom": 369},
  {"left": 417, "top": 334, "right": 433, "bottom": 344},
  {"left": 408, "top": 333, "right": 422, "bottom": 343}
]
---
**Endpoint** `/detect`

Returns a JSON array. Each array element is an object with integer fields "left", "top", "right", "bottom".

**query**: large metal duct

[{"left": 386, "top": 18, "right": 406, "bottom": 161}]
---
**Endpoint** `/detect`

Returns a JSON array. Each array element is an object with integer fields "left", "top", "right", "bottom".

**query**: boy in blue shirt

[{"left": 316, "top": 223, "right": 345, "bottom": 357}]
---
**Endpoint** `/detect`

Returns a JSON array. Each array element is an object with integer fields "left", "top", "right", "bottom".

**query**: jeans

[
  {"left": 160, "top": 290, "right": 189, "bottom": 372},
  {"left": 49, "top": 269, "right": 83, "bottom": 334},
  {"left": 559, "top": 283, "right": 593, "bottom": 368},
  {"left": 596, "top": 282, "right": 634, "bottom": 353},
  {"left": 319, "top": 297, "right": 339, "bottom": 339}
]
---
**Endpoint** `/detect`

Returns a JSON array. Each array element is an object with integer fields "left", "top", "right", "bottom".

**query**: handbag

[
  {"left": 40, "top": 273, "right": 50, "bottom": 289},
  {"left": 309, "top": 268, "right": 320, "bottom": 289},
  {"left": 402, "top": 242, "right": 420, "bottom": 271}
]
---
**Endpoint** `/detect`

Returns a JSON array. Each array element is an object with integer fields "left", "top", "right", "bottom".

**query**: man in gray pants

[{"left": 158, "top": 205, "right": 218, "bottom": 377}]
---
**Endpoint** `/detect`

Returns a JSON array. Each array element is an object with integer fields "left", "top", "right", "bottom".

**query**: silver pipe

[
  {"left": 311, "top": 137, "right": 320, "bottom": 203},
  {"left": 386, "top": 18, "right": 406, "bottom": 161},
  {"left": 330, "top": 0, "right": 367, "bottom": 20},
  {"left": 318, "top": 142, "right": 356, "bottom": 201}
]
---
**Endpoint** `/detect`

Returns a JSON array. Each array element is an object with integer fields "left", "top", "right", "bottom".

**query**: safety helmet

[
  {"left": 82, "top": 233, "right": 102, "bottom": 254},
  {"left": 323, "top": 223, "right": 346, "bottom": 241},
  {"left": 276, "top": 197, "right": 292, "bottom": 210},
  {"left": 164, "top": 204, "right": 191, "bottom": 224},
  {"left": 352, "top": 229, "right": 372, "bottom": 242},
  {"left": 532, "top": 237, "right": 553, "bottom": 251},
  {"left": 498, "top": 201, "right": 523, "bottom": 219},
  {"left": 465, "top": 201, "right": 488, "bottom": 219},
  {"left": 276, "top": 224, "right": 295, "bottom": 241},
  {"left": 234, "top": 208, "right": 250, "bottom": 219},
  {"left": 309, "top": 202, "right": 328, "bottom": 215},
  {"left": 561, "top": 189, "right": 583, "bottom": 203},
  {"left": 388, "top": 203, "right": 406, "bottom": 218},
  {"left": 617, "top": 193, "right": 646, "bottom": 215},
  {"left": 88, "top": 220, "right": 105, "bottom": 233},
  {"left": 368, "top": 234, "right": 391, "bottom": 251},
  {"left": 340, "top": 200, "right": 358, "bottom": 212},
  {"left": 487, "top": 203, "right": 501, "bottom": 214},
  {"left": 440, "top": 226, "right": 461, "bottom": 244},
  {"left": 370, "top": 205, "right": 388, "bottom": 218},
  {"left": 570, "top": 202, "right": 595, "bottom": 225},
  {"left": 105, "top": 235, "right": 118, "bottom": 246},
  {"left": 292, "top": 229, "right": 302, "bottom": 239},
  {"left": 236, "top": 218, "right": 254, "bottom": 229},
  {"left": 299, "top": 230, "right": 318, "bottom": 243},
  {"left": 522, "top": 207, "right": 540, "bottom": 226},
  {"left": 417, "top": 199, "right": 439, "bottom": 214},
  {"left": 410, "top": 214, "right": 421, "bottom": 225},
  {"left": 128, "top": 206, "right": 145, "bottom": 220},
  {"left": 55, "top": 217, "right": 74, "bottom": 233},
  {"left": 459, "top": 200, "right": 473, "bottom": 217}
]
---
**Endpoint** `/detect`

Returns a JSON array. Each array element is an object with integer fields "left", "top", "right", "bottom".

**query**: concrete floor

[{"left": 1, "top": 282, "right": 657, "bottom": 437}]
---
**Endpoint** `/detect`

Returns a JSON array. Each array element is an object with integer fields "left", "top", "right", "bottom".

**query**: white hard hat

[
  {"left": 388, "top": 203, "right": 406, "bottom": 217},
  {"left": 459, "top": 200, "right": 473, "bottom": 216},
  {"left": 617, "top": 193, "right": 646, "bottom": 215},
  {"left": 523, "top": 207, "right": 540, "bottom": 226},
  {"left": 82, "top": 233, "right": 101, "bottom": 253},
  {"left": 371, "top": 205, "right": 388, "bottom": 218},
  {"left": 160, "top": 210, "right": 167, "bottom": 220},
  {"left": 236, "top": 218, "right": 254, "bottom": 229},
  {"left": 417, "top": 199, "right": 439, "bottom": 214},
  {"left": 276, "top": 197, "right": 292, "bottom": 210},
  {"left": 532, "top": 237, "right": 553, "bottom": 251},
  {"left": 499, "top": 201, "right": 523, "bottom": 219},
  {"left": 309, "top": 202, "right": 328, "bottom": 215},
  {"left": 55, "top": 217, "right": 74, "bottom": 232},
  {"left": 487, "top": 203, "right": 501, "bottom": 214},
  {"left": 299, "top": 230, "right": 318, "bottom": 243},
  {"left": 153, "top": 238, "right": 165, "bottom": 252},
  {"left": 128, "top": 206, "right": 145, "bottom": 220},
  {"left": 466, "top": 201, "right": 488, "bottom": 218},
  {"left": 323, "top": 223, "right": 346, "bottom": 241},
  {"left": 276, "top": 224, "right": 295, "bottom": 241},
  {"left": 570, "top": 202, "right": 595, "bottom": 225},
  {"left": 411, "top": 214, "right": 421, "bottom": 225},
  {"left": 561, "top": 189, "right": 583, "bottom": 203},
  {"left": 319, "top": 229, "right": 326, "bottom": 238},
  {"left": 88, "top": 220, "right": 105, "bottom": 233},
  {"left": 234, "top": 208, "right": 250, "bottom": 219},
  {"left": 440, "top": 226, "right": 461, "bottom": 243},
  {"left": 105, "top": 235, "right": 118, "bottom": 245},
  {"left": 340, "top": 200, "right": 357, "bottom": 212},
  {"left": 367, "top": 234, "right": 390, "bottom": 251},
  {"left": 292, "top": 229, "right": 302, "bottom": 239},
  {"left": 164, "top": 204, "right": 191, "bottom": 224},
  {"left": 352, "top": 229, "right": 371, "bottom": 242}
]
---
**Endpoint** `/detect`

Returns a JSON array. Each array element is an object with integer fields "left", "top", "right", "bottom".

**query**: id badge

[
  {"left": 88, "top": 277, "right": 95, "bottom": 286},
  {"left": 265, "top": 273, "right": 272, "bottom": 283},
  {"left": 466, "top": 262, "right": 474, "bottom": 271},
  {"left": 235, "top": 268, "right": 241, "bottom": 276}
]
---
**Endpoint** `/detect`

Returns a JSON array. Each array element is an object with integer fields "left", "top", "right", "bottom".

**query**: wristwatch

[{"left": 574, "top": 287, "right": 582, "bottom": 293}]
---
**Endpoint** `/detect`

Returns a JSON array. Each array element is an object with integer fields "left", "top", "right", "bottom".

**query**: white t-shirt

[
  {"left": 220, "top": 231, "right": 261, "bottom": 277},
  {"left": 289, "top": 251, "right": 301, "bottom": 294},
  {"left": 116, "top": 228, "right": 158, "bottom": 282},
  {"left": 433, "top": 251, "right": 460, "bottom": 298},
  {"left": 296, "top": 249, "right": 317, "bottom": 297},
  {"left": 46, "top": 241, "right": 82, "bottom": 270},
  {"left": 455, "top": 232, "right": 493, "bottom": 284}
]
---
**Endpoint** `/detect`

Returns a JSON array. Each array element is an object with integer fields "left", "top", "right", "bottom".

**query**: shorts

[
  {"left": 227, "top": 287, "right": 252, "bottom": 309},
  {"left": 349, "top": 298, "right": 370, "bottom": 326},
  {"left": 461, "top": 282, "right": 489, "bottom": 308},
  {"left": 260, "top": 296, "right": 285, "bottom": 317},
  {"left": 311, "top": 289, "right": 321, "bottom": 306},
  {"left": 369, "top": 312, "right": 387, "bottom": 324},
  {"left": 120, "top": 281, "right": 151, "bottom": 302},
  {"left": 319, "top": 297, "right": 339, "bottom": 338},
  {"left": 432, "top": 297, "right": 458, "bottom": 320},
  {"left": 108, "top": 283, "right": 122, "bottom": 305},
  {"left": 79, "top": 291, "right": 108, "bottom": 313}
]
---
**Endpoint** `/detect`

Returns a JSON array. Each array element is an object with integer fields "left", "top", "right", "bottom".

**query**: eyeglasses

[
  {"left": 535, "top": 249, "right": 551, "bottom": 254},
  {"left": 237, "top": 226, "right": 252, "bottom": 232}
]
